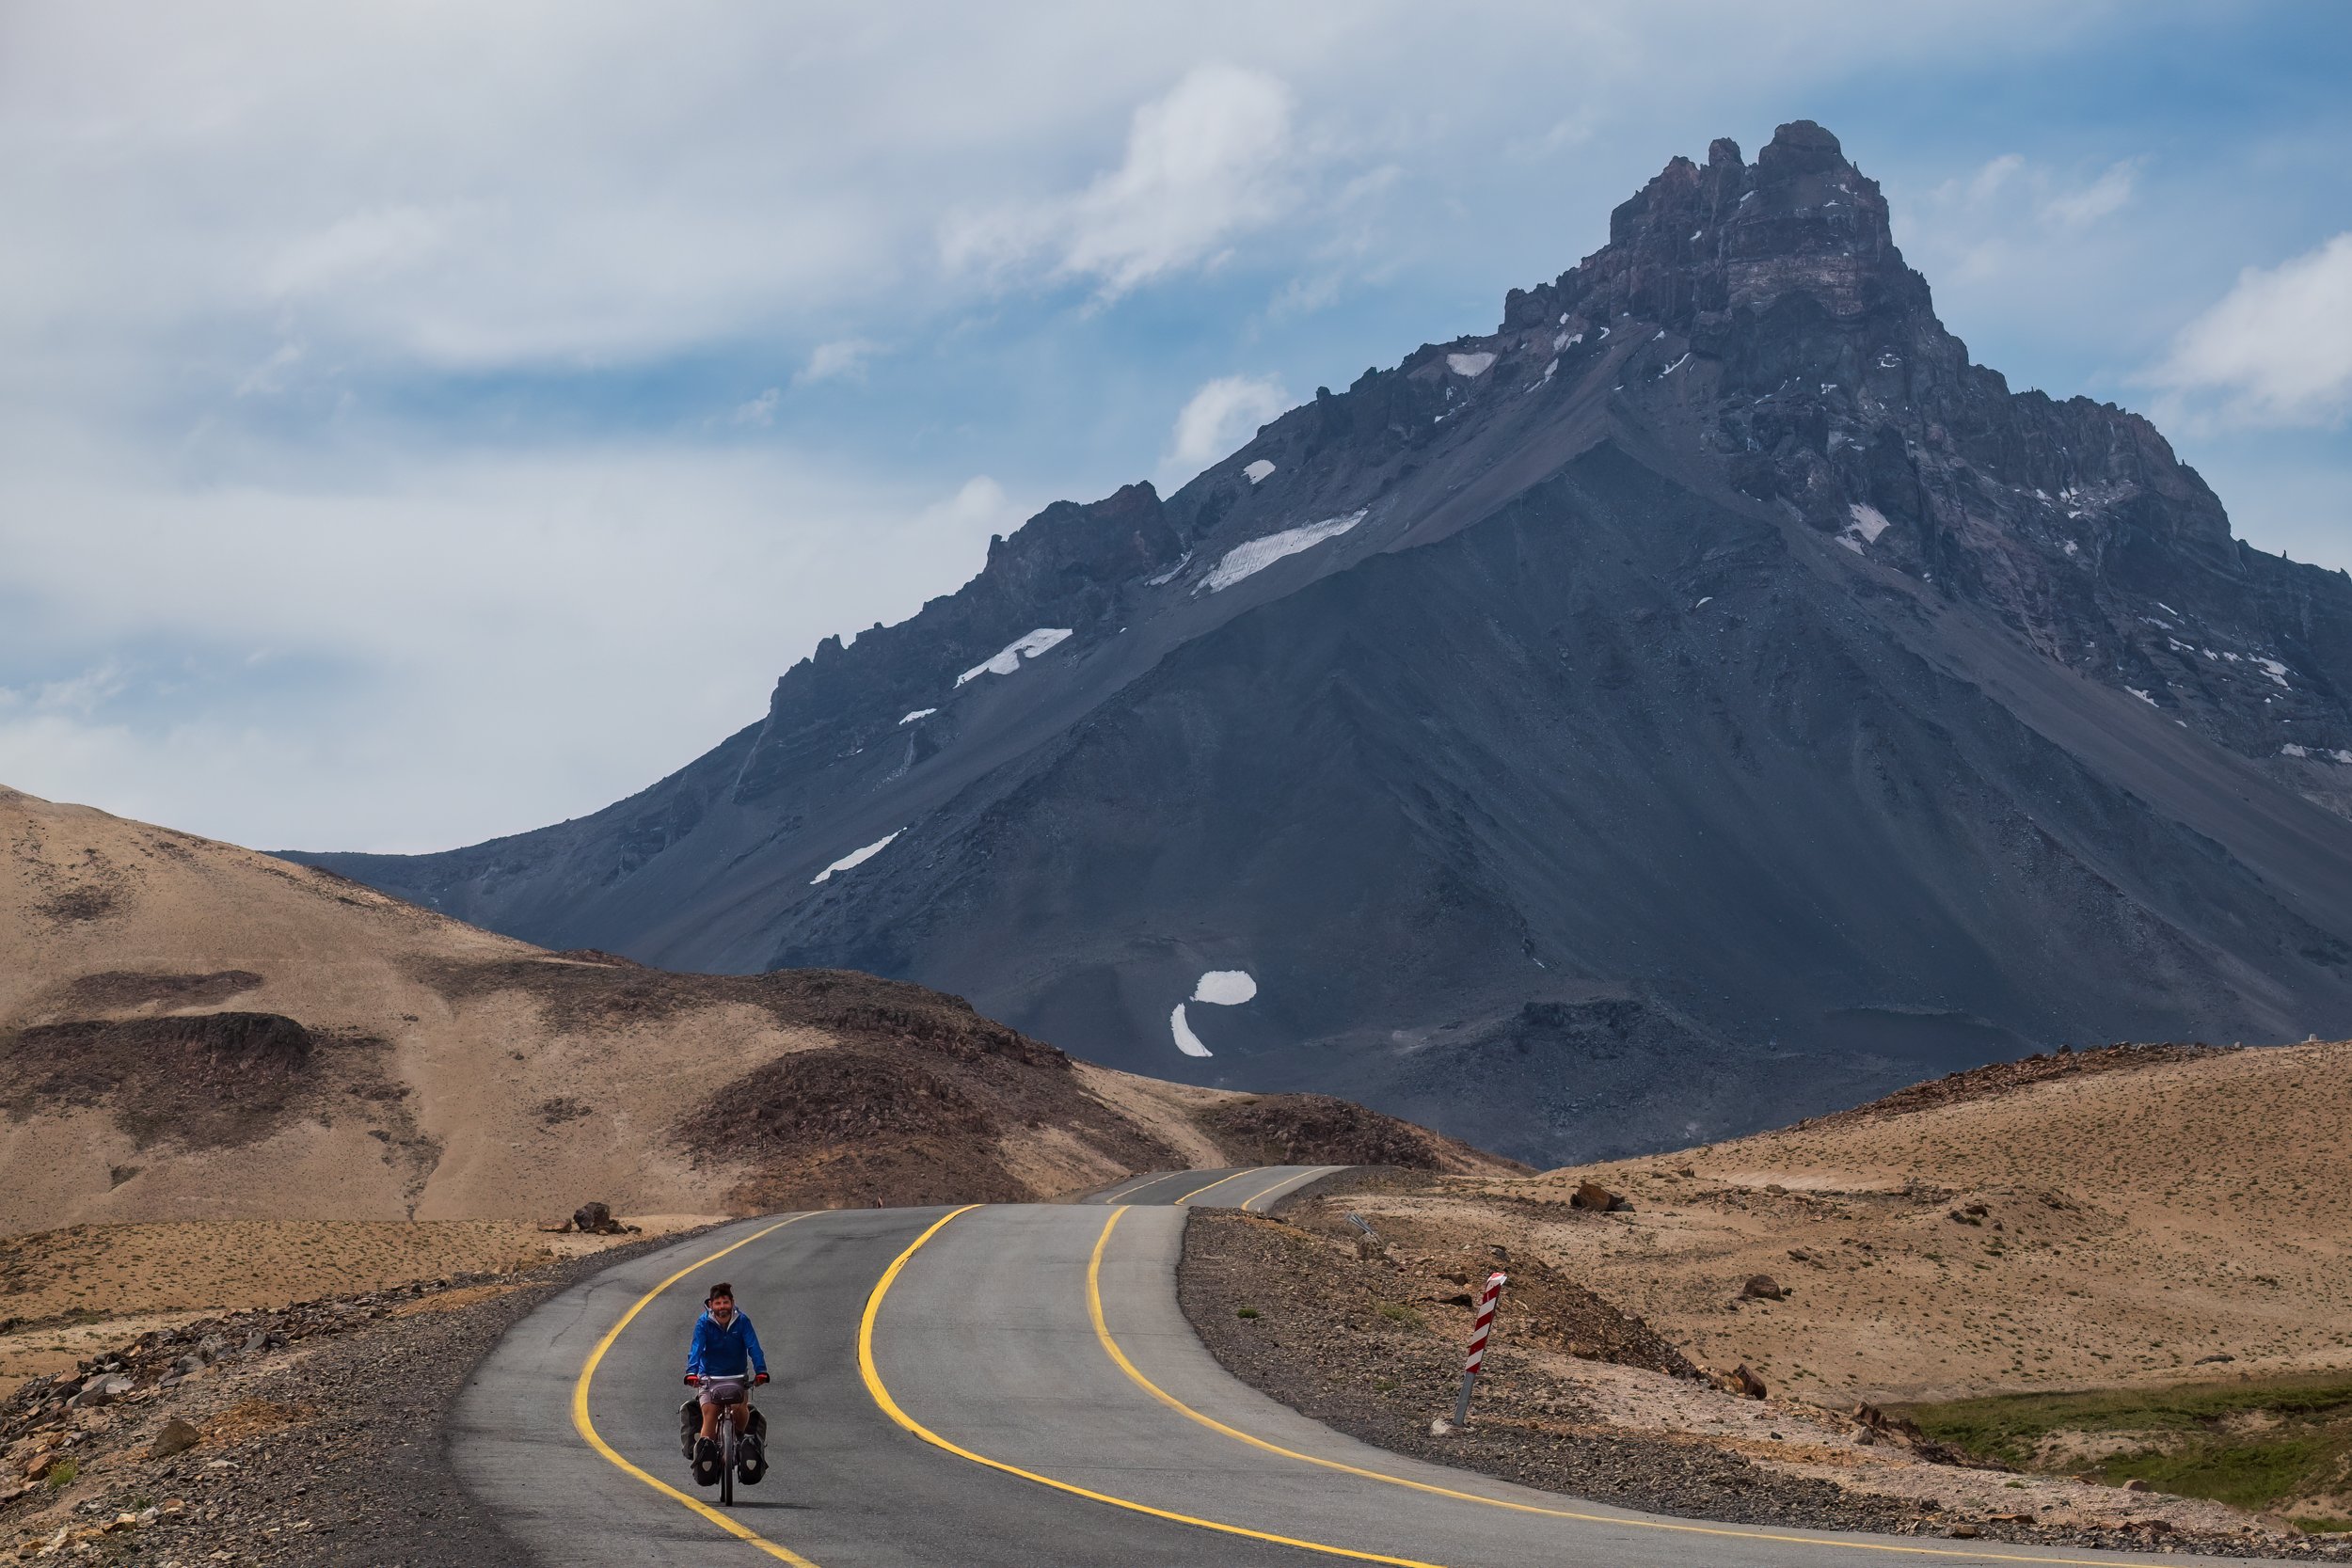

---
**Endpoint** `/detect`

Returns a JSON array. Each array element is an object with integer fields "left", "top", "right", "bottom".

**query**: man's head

[{"left": 705, "top": 1283, "right": 736, "bottom": 1322}]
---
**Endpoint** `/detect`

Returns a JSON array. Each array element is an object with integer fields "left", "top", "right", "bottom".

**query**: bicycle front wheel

[{"left": 719, "top": 1427, "right": 735, "bottom": 1508}]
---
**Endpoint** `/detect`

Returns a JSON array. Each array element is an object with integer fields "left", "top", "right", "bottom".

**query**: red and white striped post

[{"left": 1452, "top": 1271, "right": 1507, "bottom": 1426}]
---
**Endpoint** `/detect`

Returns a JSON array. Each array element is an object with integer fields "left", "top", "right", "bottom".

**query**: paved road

[
  {"left": 454, "top": 1170, "right": 2211, "bottom": 1567},
  {"left": 1076, "top": 1164, "right": 1346, "bottom": 1210}
]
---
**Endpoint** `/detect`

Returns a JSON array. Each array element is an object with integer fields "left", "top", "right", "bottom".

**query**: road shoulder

[{"left": 1176, "top": 1205, "right": 2330, "bottom": 1560}]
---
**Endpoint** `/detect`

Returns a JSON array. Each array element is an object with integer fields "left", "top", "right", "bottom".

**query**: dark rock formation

[{"left": 291, "top": 123, "right": 2352, "bottom": 1164}]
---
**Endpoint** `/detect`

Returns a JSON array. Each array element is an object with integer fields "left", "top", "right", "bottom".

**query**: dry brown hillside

[
  {"left": 1348, "top": 1041, "right": 2352, "bottom": 1407},
  {"left": 0, "top": 785, "right": 1507, "bottom": 1231}
]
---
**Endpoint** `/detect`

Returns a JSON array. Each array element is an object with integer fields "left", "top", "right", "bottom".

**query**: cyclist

[{"left": 685, "top": 1281, "right": 768, "bottom": 1482}]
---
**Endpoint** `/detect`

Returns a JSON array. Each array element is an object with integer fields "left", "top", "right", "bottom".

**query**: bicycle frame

[{"left": 685, "top": 1371, "right": 760, "bottom": 1507}]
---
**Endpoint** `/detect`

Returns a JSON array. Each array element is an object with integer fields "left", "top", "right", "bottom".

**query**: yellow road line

[
  {"left": 1237, "top": 1167, "right": 1320, "bottom": 1212},
  {"left": 1088, "top": 1171, "right": 1168, "bottom": 1205},
  {"left": 1084, "top": 1207, "right": 2177, "bottom": 1568},
  {"left": 857, "top": 1206, "right": 1454, "bottom": 1566},
  {"left": 571, "top": 1214, "right": 820, "bottom": 1567},
  {"left": 1172, "top": 1166, "right": 1264, "bottom": 1205}
]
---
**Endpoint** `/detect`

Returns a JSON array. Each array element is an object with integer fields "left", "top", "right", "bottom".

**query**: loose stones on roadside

[{"left": 72, "top": 1375, "right": 134, "bottom": 1409}]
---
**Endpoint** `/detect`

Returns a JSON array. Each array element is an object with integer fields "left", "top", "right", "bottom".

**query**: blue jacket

[{"left": 686, "top": 1309, "right": 767, "bottom": 1379}]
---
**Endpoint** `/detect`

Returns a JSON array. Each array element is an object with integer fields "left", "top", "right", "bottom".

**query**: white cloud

[
  {"left": 1912, "top": 153, "right": 2145, "bottom": 287},
  {"left": 1965, "top": 152, "right": 2025, "bottom": 201},
  {"left": 2041, "top": 159, "right": 2137, "bottom": 227},
  {"left": 2151, "top": 232, "right": 2352, "bottom": 429},
  {"left": 0, "top": 430, "right": 1022, "bottom": 850},
  {"left": 0, "top": 662, "right": 132, "bottom": 717},
  {"left": 944, "top": 63, "right": 1297, "bottom": 299},
  {"left": 236, "top": 342, "right": 306, "bottom": 398},
  {"left": 0, "top": 0, "right": 2336, "bottom": 853},
  {"left": 264, "top": 205, "right": 452, "bottom": 298},
  {"left": 1164, "top": 373, "right": 1289, "bottom": 481},
  {"left": 795, "top": 339, "right": 882, "bottom": 386},
  {"left": 914, "top": 475, "right": 1026, "bottom": 545}
]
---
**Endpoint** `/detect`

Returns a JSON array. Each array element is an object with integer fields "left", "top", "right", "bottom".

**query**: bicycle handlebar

[{"left": 683, "top": 1372, "right": 770, "bottom": 1386}]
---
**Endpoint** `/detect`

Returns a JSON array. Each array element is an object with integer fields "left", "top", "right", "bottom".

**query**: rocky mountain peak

[
  {"left": 1506, "top": 119, "right": 1915, "bottom": 371},
  {"left": 291, "top": 124, "right": 2352, "bottom": 1167}
]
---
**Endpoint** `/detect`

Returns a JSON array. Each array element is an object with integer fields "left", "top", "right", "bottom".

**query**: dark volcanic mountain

[{"left": 294, "top": 122, "right": 2352, "bottom": 1164}]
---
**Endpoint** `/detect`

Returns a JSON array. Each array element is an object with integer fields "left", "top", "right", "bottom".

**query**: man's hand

[{"left": 754, "top": 1371, "right": 771, "bottom": 1386}]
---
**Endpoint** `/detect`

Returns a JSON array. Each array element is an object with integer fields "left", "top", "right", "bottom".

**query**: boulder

[
  {"left": 148, "top": 1418, "right": 201, "bottom": 1460},
  {"left": 572, "top": 1201, "right": 638, "bottom": 1235},
  {"left": 1710, "top": 1363, "right": 1767, "bottom": 1399},
  {"left": 72, "top": 1373, "right": 135, "bottom": 1408},
  {"left": 1740, "top": 1274, "right": 1786, "bottom": 1301},
  {"left": 1569, "top": 1181, "right": 1626, "bottom": 1212}
]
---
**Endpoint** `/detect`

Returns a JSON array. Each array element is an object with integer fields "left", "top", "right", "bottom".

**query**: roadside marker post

[{"left": 1451, "top": 1271, "right": 1507, "bottom": 1427}]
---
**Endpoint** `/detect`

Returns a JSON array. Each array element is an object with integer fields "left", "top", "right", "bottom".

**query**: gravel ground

[
  {"left": 1178, "top": 1206, "right": 2352, "bottom": 1560},
  {"left": 0, "top": 1230, "right": 699, "bottom": 1566}
]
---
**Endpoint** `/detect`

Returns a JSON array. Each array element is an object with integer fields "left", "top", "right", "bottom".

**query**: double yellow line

[
  {"left": 574, "top": 1186, "right": 2172, "bottom": 1568},
  {"left": 865, "top": 1208, "right": 2165, "bottom": 1568},
  {"left": 570, "top": 1214, "right": 818, "bottom": 1566},
  {"left": 1172, "top": 1165, "right": 1325, "bottom": 1210}
]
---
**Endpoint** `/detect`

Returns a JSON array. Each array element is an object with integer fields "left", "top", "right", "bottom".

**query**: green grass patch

[
  {"left": 1376, "top": 1302, "right": 1425, "bottom": 1331},
  {"left": 1896, "top": 1371, "right": 2352, "bottom": 1514}
]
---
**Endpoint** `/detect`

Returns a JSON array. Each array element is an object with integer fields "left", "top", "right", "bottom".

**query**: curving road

[{"left": 453, "top": 1169, "right": 2211, "bottom": 1567}]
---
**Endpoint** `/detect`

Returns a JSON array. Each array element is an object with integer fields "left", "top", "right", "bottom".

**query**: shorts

[{"left": 696, "top": 1380, "right": 749, "bottom": 1406}]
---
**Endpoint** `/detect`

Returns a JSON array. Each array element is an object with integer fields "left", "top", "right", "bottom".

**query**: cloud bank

[{"left": 3, "top": 1, "right": 2344, "bottom": 849}]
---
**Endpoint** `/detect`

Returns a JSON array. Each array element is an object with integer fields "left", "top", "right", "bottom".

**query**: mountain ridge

[{"left": 292, "top": 121, "right": 2352, "bottom": 1163}]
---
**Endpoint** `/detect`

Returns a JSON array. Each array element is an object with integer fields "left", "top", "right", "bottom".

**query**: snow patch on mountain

[
  {"left": 899, "top": 708, "right": 936, "bottom": 725},
  {"left": 1203, "top": 511, "right": 1368, "bottom": 593},
  {"left": 1244, "top": 459, "right": 1277, "bottom": 484},
  {"left": 1836, "top": 503, "right": 1892, "bottom": 554},
  {"left": 1169, "top": 1004, "right": 1212, "bottom": 1057},
  {"left": 1446, "top": 352, "right": 1496, "bottom": 377},
  {"left": 811, "top": 830, "right": 900, "bottom": 885},
  {"left": 956, "top": 627, "right": 1073, "bottom": 686},
  {"left": 1191, "top": 970, "right": 1258, "bottom": 1006}
]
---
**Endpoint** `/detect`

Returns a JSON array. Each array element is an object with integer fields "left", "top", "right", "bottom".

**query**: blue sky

[{"left": 3, "top": 1, "right": 2347, "bottom": 851}]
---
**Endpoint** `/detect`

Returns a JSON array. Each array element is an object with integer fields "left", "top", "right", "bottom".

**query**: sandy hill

[
  {"left": 1349, "top": 1041, "right": 2352, "bottom": 1406},
  {"left": 0, "top": 785, "right": 1507, "bottom": 1233}
]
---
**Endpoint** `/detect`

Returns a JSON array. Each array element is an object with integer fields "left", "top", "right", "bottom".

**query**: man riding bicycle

[{"left": 685, "top": 1281, "right": 768, "bottom": 1485}]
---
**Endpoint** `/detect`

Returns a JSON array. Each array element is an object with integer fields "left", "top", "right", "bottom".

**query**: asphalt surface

[
  {"left": 1076, "top": 1164, "right": 1347, "bottom": 1211},
  {"left": 454, "top": 1169, "right": 2213, "bottom": 1567}
]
